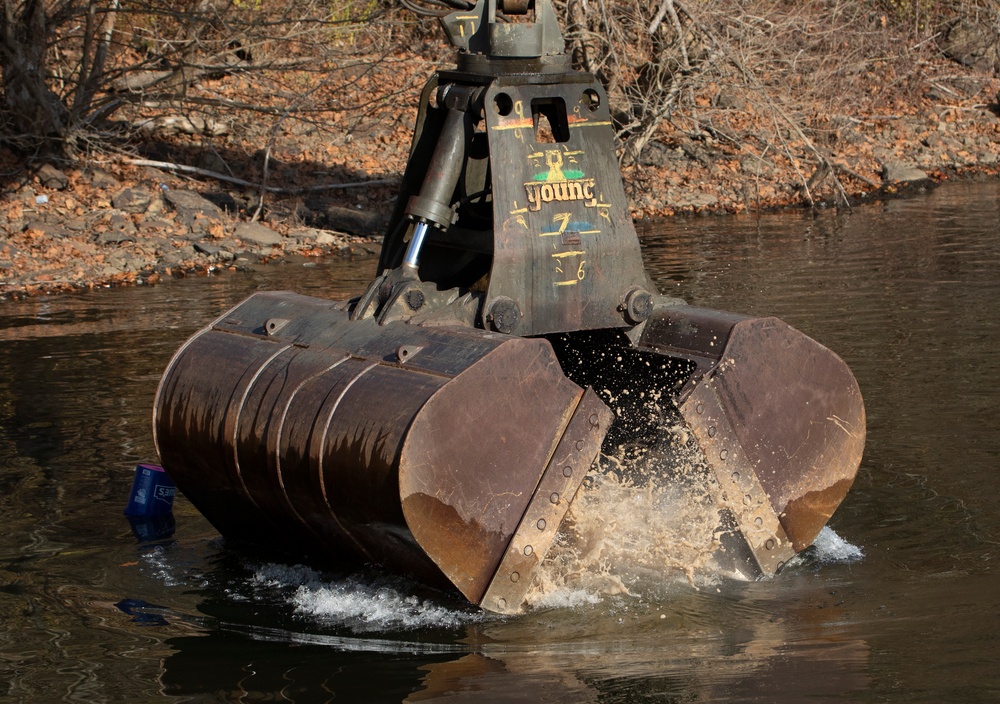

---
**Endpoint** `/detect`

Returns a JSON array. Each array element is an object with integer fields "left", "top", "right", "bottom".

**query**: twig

[
  {"left": 834, "top": 163, "right": 879, "bottom": 189},
  {"left": 126, "top": 158, "right": 397, "bottom": 194},
  {"left": 648, "top": 0, "right": 690, "bottom": 70}
]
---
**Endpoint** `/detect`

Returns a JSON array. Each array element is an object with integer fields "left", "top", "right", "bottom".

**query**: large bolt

[
  {"left": 405, "top": 289, "right": 425, "bottom": 311},
  {"left": 264, "top": 318, "right": 289, "bottom": 336},
  {"left": 620, "top": 287, "right": 653, "bottom": 325},
  {"left": 486, "top": 296, "right": 521, "bottom": 334}
]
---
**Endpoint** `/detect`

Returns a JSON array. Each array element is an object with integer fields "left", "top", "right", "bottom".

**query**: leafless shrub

[
  {"left": 555, "top": 0, "right": 993, "bottom": 206},
  {"left": 0, "top": 0, "right": 409, "bottom": 156}
]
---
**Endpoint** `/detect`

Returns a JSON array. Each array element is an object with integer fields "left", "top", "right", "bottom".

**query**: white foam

[
  {"left": 249, "top": 564, "right": 483, "bottom": 632},
  {"left": 810, "top": 526, "right": 864, "bottom": 563},
  {"left": 524, "top": 587, "right": 602, "bottom": 611},
  {"left": 140, "top": 545, "right": 208, "bottom": 589}
]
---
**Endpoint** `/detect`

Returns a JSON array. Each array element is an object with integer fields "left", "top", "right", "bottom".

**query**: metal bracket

[
  {"left": 680, "top": 379, "right": 797, "bottom": 576},
  {"left": 480, "top": 387, "right": 613, "bottom": 613}
]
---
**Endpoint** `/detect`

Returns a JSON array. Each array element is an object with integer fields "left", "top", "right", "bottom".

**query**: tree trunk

[{"left": 1, "top": 0, "right": 69, "bottom": 150}]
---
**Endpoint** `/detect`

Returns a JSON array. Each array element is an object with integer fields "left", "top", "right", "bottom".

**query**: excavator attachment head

[{"left": 153, "top": 0, "right": 865, "bottom": 613}]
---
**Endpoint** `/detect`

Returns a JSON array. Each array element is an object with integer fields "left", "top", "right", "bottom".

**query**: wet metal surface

[
  {"left": 1, "top": 182, "right": 1000, "bottom": 701},
  {"left": 156, "top": 291, "right": 607, "bottom": 606}
]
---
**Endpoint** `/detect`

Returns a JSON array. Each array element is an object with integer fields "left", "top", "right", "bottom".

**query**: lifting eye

[
  {"left": 531, "top": 97, "right": 569, "bottom": 143},
  {"left": 264, "top": 318, "right": 289, "bottom": 336}
]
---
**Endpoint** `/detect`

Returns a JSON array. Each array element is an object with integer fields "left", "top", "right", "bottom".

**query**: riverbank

[{"left": 1, "top": 49, "right": 998, "bottom": 301}]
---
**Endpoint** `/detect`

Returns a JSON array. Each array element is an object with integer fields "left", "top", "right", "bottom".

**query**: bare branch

[{"left": 126, "top": 157, "right": 398, "bottom": 194}]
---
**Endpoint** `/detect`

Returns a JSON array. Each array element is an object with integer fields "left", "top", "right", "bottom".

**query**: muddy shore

[{"left": 2, "top": 73, "right": 998, "bottom": 301}]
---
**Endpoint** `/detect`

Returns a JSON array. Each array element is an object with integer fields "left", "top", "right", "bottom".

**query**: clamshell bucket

[{"left": 153, "top": 0, "right": 865, "bottom": 613}]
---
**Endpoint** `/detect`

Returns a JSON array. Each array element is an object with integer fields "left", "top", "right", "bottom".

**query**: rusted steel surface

[
  {"left": 397, "top": 333, "right": 588, "bottom": 603},
  {"left": 155, "top": 291, "right": 610, "bottom": 605},
  {"left": 643, "top": 306, "right": 866, "bottom": 566},
  {"left": 478, "top": 387, "right": 613, "bottom": 613},
  {"left": 482, "top": 77, "right": 654, "bottom": 336}
]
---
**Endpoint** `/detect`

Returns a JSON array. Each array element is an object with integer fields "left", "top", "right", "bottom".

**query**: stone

[
  {"left": 339, "top": 242, "right": 381, "bottom": 257},
  {"left": 88, "top": 168, "right": 120, "bottom": 189},
  {"left": 303, "top": 201, "right": 388, "bottom": 236},
  {"left": 233, "top": 221, "right": 283, "bottom": 247},
  {"left": 881, "top": 161, "right": 929, "bottom": 184},
  {"left": 24, "top": 219, "right": 73, "bottom": 238},
  {"left": 16, "top": 186, "right": 36, "bottom": 203},
  {"left": 108, "top": 252, "right": 147, "bottom": 272},
  {"left": 109, "top": 212, "right": 137, "bottom": 235},
  {"left": 287, "top": 227, "right": 331, "bottom": 244},
  {"left": 941, "top": 19, "right": 1000, "bottom": 72},
  {"left": 96, "top": 231, "right": 133, "bottom": 246},
  {"left": 671, "top": 192, "right": 719, "bottom": 210},
  {"left": 36, "top": 164, "right": 69, "bottom": 190},
  {"left": 139, "top": 165, "right": 170, "bottom": 182},
  {"left": 193, "top": 242, "right": 221, "bottom": 256},
  {"left": 161, "top": 245, "right": 198, "bottom": 266},
  {"left": 163, "top": 190, "right": 225, "bottom": 232},
  {"left": 112, "top": 187, "right": 153, "bottom": 214},
  {"left": 713, "top": 90, "right": 746, "bottom": 110}
]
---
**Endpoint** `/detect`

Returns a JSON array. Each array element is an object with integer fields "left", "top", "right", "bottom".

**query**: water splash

[
  {"left": 525, "top": 456, "right": 733, "bottom": 609},
  {"left": 810, "top": 526, "right": 864, "bottom": 563},
  {"left": 250, "top": 563, "right": 484, "bottom": 632}
]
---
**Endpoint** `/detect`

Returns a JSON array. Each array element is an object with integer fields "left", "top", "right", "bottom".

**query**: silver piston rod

[{"left": 401, "top": 85, "right": 477, "bottom": 271}]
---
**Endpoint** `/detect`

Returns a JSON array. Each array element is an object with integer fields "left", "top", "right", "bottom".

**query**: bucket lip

[{"left": 398, "top": 336, "right": 586, "bottom": 606}]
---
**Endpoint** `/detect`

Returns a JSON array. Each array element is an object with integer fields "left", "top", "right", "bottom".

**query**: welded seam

[
  {"left": 152, "top": 306, "right": 244, "bottom": 459},
  {"left": 229, "top": 344, "right": 294, "bottom": 508},
  {"left": 314, "top": 360, "right": 381, "bottom": 560},
  {"left": 272, "top": 354, "right": 351, "bottom": 535}
]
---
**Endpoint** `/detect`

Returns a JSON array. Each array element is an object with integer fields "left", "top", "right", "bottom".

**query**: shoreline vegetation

[{"left": 1, "top": 1, "right": 998, "bottom": 300}]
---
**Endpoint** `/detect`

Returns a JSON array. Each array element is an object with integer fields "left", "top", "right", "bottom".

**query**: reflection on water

[{"left": 2, "top": 184, "right": 1000, "bottom": 701}]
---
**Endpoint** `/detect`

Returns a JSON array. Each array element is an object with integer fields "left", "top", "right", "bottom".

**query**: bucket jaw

[
  {"left": 153, "top": 0, "right": 865, "bottom": 613},
  {"left": 154, "top": 291, "right": 614, "bottom": 611},
  {"left": 644, "top": 306, "right": 865, "bottom": 575}
]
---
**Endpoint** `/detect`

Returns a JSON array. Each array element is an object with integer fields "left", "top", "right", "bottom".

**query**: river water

[{"left": 1, "top": 181, "right": 998, "bottom": 702}]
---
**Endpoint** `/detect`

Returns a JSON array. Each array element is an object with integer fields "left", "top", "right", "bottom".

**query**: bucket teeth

[
  {"left": 479, "top": 388, "right": 613, "bottom": 614},
  {"left": 680, "top": 380, "right": 797, "bottom": 575}
]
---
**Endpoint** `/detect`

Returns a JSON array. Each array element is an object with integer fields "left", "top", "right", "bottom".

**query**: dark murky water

[{"left": 1, "top": 181, "right": 999, "bottom": 702}]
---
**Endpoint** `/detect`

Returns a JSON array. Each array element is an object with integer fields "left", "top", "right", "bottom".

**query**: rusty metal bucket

[
  {"left": 154, "top": 292, "right": 864, "bottom": 611},
  {"left": 154, "top": 291, "right": 612, "bottom": 610}
]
